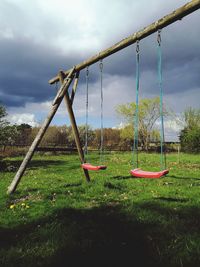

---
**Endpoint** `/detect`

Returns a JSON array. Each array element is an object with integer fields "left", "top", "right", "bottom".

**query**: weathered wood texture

[
  {"left": 7, "top": 68, "right": 75, "bottom": 194},
  {"left": 49, "top": 0, "right": 200, "bottom": 85},
  {"left": 70, "top": 71, "right": 79, "bottom": 104},
  {"left": 59, "top": 71, "right": 90, "bottom": 182}
]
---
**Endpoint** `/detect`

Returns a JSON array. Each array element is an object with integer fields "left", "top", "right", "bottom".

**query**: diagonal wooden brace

[
  {"left": 70, "top": 71, "right": 79, "bottom": 104},
  {"left": 7, "top": 67, "right": 76, "bottom": 194},
  {"left": 58, "top": 70, "right": 90, "bottom": 182}
]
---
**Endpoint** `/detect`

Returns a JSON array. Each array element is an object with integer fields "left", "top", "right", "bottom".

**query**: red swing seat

[
  {"left": 130, "top": 168, "right": 169, "bottom": 179},
  {"left": 81, "top": 163, "right": 107, "bottom": 171}
]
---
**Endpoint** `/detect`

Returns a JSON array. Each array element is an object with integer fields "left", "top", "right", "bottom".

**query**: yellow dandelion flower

[
  {"left": 10, "top": 204, "right": 15, "bottom": 209},
  {"left": 21, "top": 203, "right": 26, "bottom": 206}
]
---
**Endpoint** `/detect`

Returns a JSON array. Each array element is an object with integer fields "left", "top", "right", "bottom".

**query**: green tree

[
  {"left": 0, "top": 105, "right": 7, "bottom": 125},
  {"left": 0, "top": 104, "right": 18, "bottom": 146},
  {"left": 180, "top": 107, "right": 200, "bottom": 153},
  {"left": 31, "top": 125, "right": 69, "bottom": 147},
  {"left": 41, "top": 126, "right": 64, "bottom": 146},
  {"left": 116, "top": 97, "right": 167, "bottom": 151},
  {"left": 57, "top": 125, "right": 95, "bottom": 148},
  {"left": 0, "top": 105, "right": 9, "bottom": 143},
  {"left": 77, "top": 125, "right": 95, "bottom": 148},
  {"left": 119, "top": 125, "right": 133, "bottom": 150},
  {"left": 184, "top": 107, "right": 200, "bottom": 129},
  {"left": 93, "top": 128, "right": 121, "bottom": 150},
  {"left": 15, "top": 124, "right": 32, "bottom": 145}
]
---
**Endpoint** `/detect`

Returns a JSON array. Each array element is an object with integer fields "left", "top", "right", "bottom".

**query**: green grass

[{"left": 0, "top": 152, "right": 200, "bottom": 267}]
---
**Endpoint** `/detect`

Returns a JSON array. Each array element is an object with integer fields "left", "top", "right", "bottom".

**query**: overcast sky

[{"left": 0, "top": 0, "right": 200, "bottom": 141}]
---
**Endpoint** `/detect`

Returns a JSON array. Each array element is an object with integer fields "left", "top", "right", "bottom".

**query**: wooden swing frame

[{"left": 7, "top": 0, "right": 200, "bottom": 194}]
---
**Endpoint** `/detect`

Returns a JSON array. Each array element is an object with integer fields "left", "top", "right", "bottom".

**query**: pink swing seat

[
  {"left": 130, "top": 168, "right": 169, "bottom": 179},
  {"left": 81, "top": 163, "right": 107, "bottom": 171}
]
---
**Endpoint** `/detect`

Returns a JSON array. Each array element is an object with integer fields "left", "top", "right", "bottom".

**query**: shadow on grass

[
  {"left": 63, "top": 182, "right": 82, "bottom": 188},
  {"left": 28, "top": 160, "right": 70, "bottom": 170},
  {"left": 2, "top": 159, "right": 76, "bottom": 172},
  {"left": 1, "top": 202, "right": 200, "bottom": 267},
  {"left": 0, "top": 205, "right": 159, "bottom": 267},
  {"left": 170, "top": 175, "right": 200, "bottom": 181},
  {"left": 104, "top": 181, "right": 125, "bottom": 191},
  {"left": 112, "top": 175, "right": 132, "bottom": 180},
  {"left": 154, "top": 196, "right": 189, "bottom": 203}
]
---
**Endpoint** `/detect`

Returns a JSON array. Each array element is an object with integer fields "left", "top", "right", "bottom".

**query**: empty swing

[
  {"left": 82, "top": 61, "right": 107, "bottom": 171},
  {"left": 130, "top": 32, "right": 169, "bottom": 179}
]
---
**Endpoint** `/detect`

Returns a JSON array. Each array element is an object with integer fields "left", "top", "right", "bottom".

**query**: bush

[{"left": 180, "top": 127, "right": 200, "bottom": 153}]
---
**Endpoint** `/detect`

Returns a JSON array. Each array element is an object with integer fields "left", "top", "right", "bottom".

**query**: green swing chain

[
  {"left": 55, "top": 81, "right": 58, "bottom": 91},
  {"left": 133, "top": 40, "right": 140, "bottom": 169},
  {"left": 84, "top": 63, "right": 105, "bottom": 165},
  {"left": 99, "top": 59, "right": 104, "bottom": 164},
  {"left": 157, "top": 30, "right": 167, "bottom": 170},
  {"left": 133, "top": 33, "right": 166, "bottom": 170},
  {"left": 84, "top": 66, "right": 89, "bottom": 160}
]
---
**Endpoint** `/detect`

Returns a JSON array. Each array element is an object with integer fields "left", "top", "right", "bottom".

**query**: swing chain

[
  {"left": 157, "top": 29, "right": 161, "bottom": 46},
  {"left": 136, "top": 40, "right": 140, "bottom": 54},
  {"left": 133, "top": 40, "right": 140, "bottom": 169},
  {"left": 86, "top": 66, "right": 89, "bottom": 77},
  {"left": 99, "top": 59, "right": 103, "bottom": 72},
  {"left": 99, "top": 59, "right": 104, "bottom": 163},
  {"left": 157, "top": 29, "right": 166, "bottom": 170},
  {"left": 86, "top": 66, "right": 89, "bottom": 111},
  {"left": 55, "top": 81, "right": 58, "bottom": 91},
  {"left": 85, "top": 66, "right": 89, "bottom": 157},
  {"left": 86, "top": 66, "right": 89, "bottom": 109}
]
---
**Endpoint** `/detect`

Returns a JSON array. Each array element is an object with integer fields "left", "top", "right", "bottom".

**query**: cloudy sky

[{"left": 0, "top": 0, "right": 200, "bottom": 141}]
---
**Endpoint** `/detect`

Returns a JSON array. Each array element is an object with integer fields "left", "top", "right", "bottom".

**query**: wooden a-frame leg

[
  {"left": 7, "top": 68, "right": 76, "bottom": 194},
  {"left": 70, "top": 71, "right": 79, "bottom": 104},
  {"left": 58, "top": 70, "right": 90, "bottom": 182}
]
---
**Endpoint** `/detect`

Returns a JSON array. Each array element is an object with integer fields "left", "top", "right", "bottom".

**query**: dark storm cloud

[
  {"left": 0, "top": 37, "right": 84, "bottom": 107},
  {"left": 0, "top": 4, "right": 199, "bottom": 109},
  {"left": 96, "top": 10, "right": 200, "bottom": 96}
]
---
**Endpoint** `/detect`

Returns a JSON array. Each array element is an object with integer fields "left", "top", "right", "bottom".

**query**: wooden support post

[
  {"left": 70, "top": 71, "right": 79, "bottom": 104},
  {"left": 7, "top": 68, "right": 76, "bottom": 195},
  {"left": 58, "top": 71, "right": 90, "bottom": 182},
  {"left": 49, "top": 0, "right": 200, "bottom": 85}
]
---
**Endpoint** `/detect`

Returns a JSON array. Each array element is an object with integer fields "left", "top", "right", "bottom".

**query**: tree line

[
  {"left": 0, "top": 98, "right": 200, "bottom": 153},
  {"left": 179, "top": 108, "right": 200, "bottom": 153},
  {"left": 0, "top": 124, "right": 131, "bottom": 151}
]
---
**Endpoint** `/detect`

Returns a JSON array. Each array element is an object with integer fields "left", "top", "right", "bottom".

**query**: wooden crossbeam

[{"left": 49, "top": 0, "right": 200, "bottom": 85}]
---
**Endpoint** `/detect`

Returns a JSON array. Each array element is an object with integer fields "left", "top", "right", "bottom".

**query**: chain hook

[
  {"left": 157, "top": 29, "right": 161, "bottom": 46},
  {"left": 99, "top": 59, "right": 103, "bottom": 72},
  {"left": 136, "top": 40, "right": 140, "bottom": 54},
  {"left": 86, "top": 66, "right": 89, "bottom": 77}
]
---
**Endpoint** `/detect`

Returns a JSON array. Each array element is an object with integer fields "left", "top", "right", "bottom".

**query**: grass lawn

[{"left": 0, "top": 152, "right": 200, "bottom": 267}]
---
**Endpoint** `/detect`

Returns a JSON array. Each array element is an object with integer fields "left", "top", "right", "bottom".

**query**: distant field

[{"left": 0, "top": 152, "right": 200, "bottom": 267}]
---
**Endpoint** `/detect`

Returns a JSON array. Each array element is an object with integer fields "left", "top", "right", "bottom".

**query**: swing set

[{"left": 7, "top": 0, "right": 200, "bottom": 194}]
